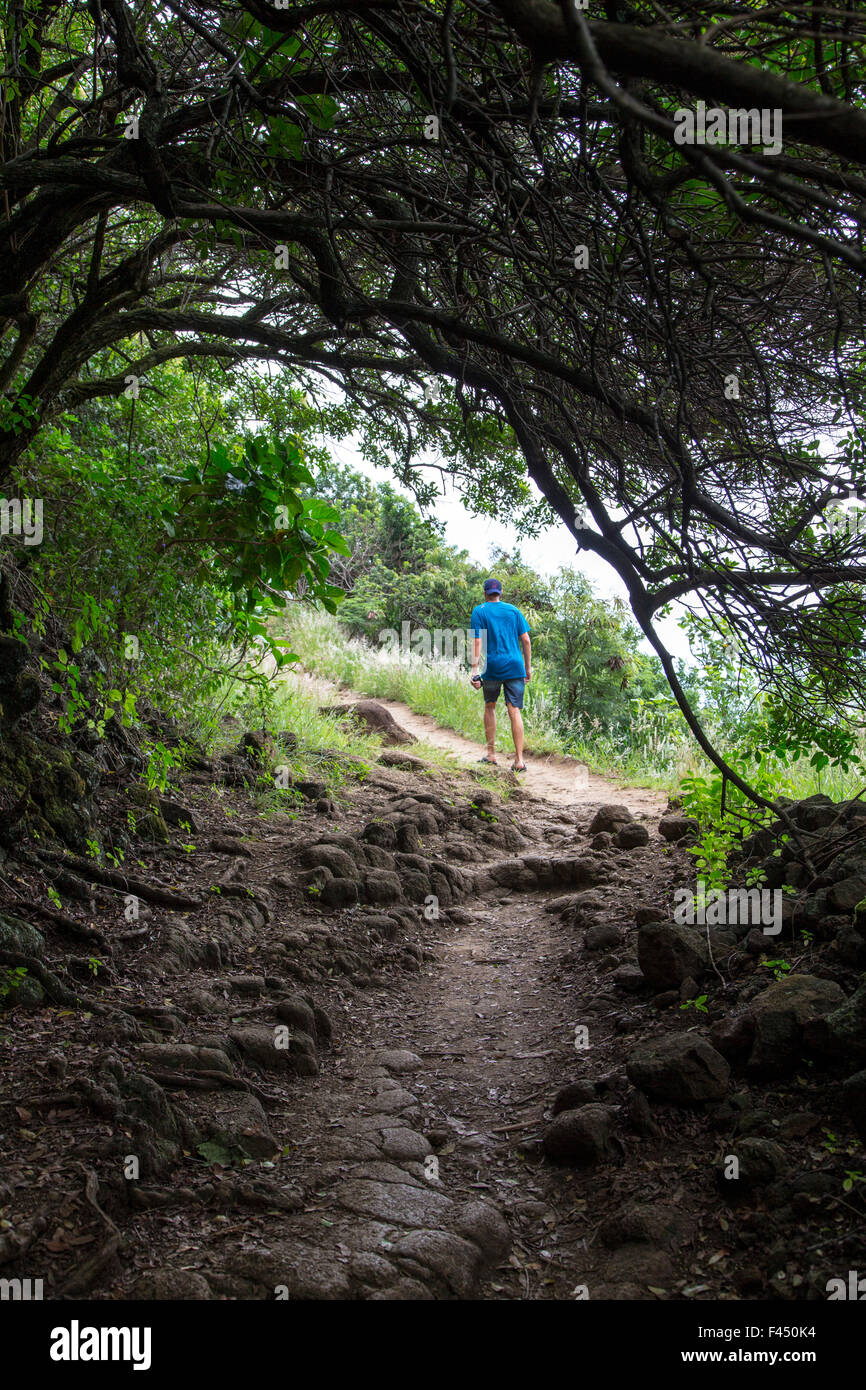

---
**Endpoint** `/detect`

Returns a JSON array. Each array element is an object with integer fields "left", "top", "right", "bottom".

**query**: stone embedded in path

[
  {"left": 715, "top": 1137, "right": 786, "bottom": 1195},
  {"left": 228, "top": 973, "right": 265, "bottom": 995},
  {"left": 637, "top": 921, "right": 709, "bottom": 989},
  {"left": 230, "top": 1024, "right": 318, "bottom": 1076},
  {"left": 349, "top": 1161, "right": 428, "bottom": 1187},
  {"left": 552, "top": 1080, "right": 599, "bottom": 1114},
  {"left": 626, "top": 1033, "right": 730, "bottom": 1104},
  {"left": 373, "top": 1049, "right": 423, "bottom": 1073},
  {"left": 584, "top": 923, "right": 624, "bottom": 952},
  {"left": 364, "top": 1086, "right": 418, "bottom": 1114},
  {"left": 176, "top": 1089, "right": 279, "bottom": 1159},
  {"left": 635, "top": 904, "right": 664, "bottom": 925},
  {"left": 599, "top": 1203, "right": 693, "bottom": 1250},
  {"left": 450, "top": 1201, "right": 511, "bottom": 1262},
  {"left": 542, "top": 1103, "right": 619, "bottom": 1163},
  {"left": 390, "top": 1230, "right": 482, "bottom": 1298},
  {"left": 611, "top": 964, "right": 644, "bottom": 992},
  {"left": 320, "top": 877, "right": 360, "bottom": 909},
  {"left": 615, "top": 823, "right": 650, "bottom": 849},
  {"left": 588, "top": 804, "right": 633, "bottom": 834},
  {"left": 274, "top": 995, "right": 318, "bottom": 1036},
  {"left": 299, "top": 843, "right": 359, "bottom": 878},
  {"left": 336, "top": 1178, "right": 452, "bottom": 1226},
  {"left": 362, "top": 869, "right": 404, "bottom": 904},
  {"left": 229, "top": 1240, "right": 353, "bottom": 1300},
  {"left": 381, "top": 1128, "right": 432, "bottom": 1161},
  {"left": 133, "top": 1269, "right": 213, "bottom": 1299},
  {"left": 658, "top": 815, "right": 699, "bottom": 842},
  {"left": 603, "top": 1245, "right": 675, "bottom": 1287},
  {"left": 139, "top": 1043, "right": 235, "bottom": 1075},
  {"left": 563, "top": 888, "right": 609, "bottom": 927}
]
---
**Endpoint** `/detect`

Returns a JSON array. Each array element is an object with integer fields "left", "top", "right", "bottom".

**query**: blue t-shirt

[{"left": 470, "top": 600, "right": 530, "bottom": 680}]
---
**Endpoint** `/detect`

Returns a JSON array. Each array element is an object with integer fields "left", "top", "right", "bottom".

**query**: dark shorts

[{"left": 481, "top": 677, "right": 525, "bottom": 709}]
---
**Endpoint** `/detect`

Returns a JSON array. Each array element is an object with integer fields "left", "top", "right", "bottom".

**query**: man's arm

[
  {"left": 470, "top": 608, "right": 483, "bottom": 684},
  {"left": 520, "top": 631, "right": 531, "bottom": 681}
]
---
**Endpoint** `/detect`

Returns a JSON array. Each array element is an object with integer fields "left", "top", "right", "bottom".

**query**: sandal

[
  {"left": 511, "top": 763, "right": 527, "bottom": 773},
  {"left": 477, "top": 756, "right": 499, "bottom": 766}
]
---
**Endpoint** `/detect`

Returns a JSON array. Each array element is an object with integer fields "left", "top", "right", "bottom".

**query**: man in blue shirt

[{"left": 469, "top": 578, "right": 532, "bottom": 773}]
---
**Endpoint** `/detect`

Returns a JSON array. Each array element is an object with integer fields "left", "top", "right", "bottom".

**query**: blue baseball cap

[{"left": 483, "top": 577, "right": 502, "bottom": 594}]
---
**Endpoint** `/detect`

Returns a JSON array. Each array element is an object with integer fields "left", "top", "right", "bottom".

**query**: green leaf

[{"left": 196, "top": 1141, "right": 238, "bottom": 1165}]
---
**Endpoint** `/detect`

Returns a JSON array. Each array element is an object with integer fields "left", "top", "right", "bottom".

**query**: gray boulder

[
  {"left": 637, "top": 921, "right": 709, "bottom": 989},
  {"left": 542, "top": 1104, "right": 619, "bottom": 1164},
  {"left": 626, "top": 1033, "right": 730, "bottom": 1104}
]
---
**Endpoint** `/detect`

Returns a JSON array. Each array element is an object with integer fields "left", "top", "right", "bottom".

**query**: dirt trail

[
  {"left": 286, "top": 668, "right": 666, "bottom": 817},
  {"left": 1, "top": 668, "right": 689, "bottom": 1304},
  {"left": 261, "top": 768, "right": 690, "bottom": 1301},
  {"left": 255, "top": 668, "right": 690, "bottom": 1299}
]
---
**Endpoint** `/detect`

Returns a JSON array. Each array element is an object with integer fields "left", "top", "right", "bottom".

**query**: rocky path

[
  {"left": 5, "top": 699, "right": 863, "bottom": 1304},
  {"left": 266, "top": 828, "right": 698, "bottom": 1301},
  {"left": 2, "top": 722, "right": 685, "bottom": 1301}
]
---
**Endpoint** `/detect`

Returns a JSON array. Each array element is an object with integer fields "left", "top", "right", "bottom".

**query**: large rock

[
  {"left": 658, "top": 815, "right": 699, "bottom": 843},
  {"left": 336, "top": 1178, "right": 451, "bottom": 1226},
  {"left": 390, "top": 1230, "right": 481, "bottom": 1298},
  {"left": 615, "top": 823, "right": 650, "bottom": 849},
  {"left": 637, "top": 921, "right": 709, "bottom": 988},
  {"left": 588, "top": 804, "right": 633, "bottom": 834},
  {"left": 743, "top": 974, "right": 844, "bottom": 1077},
  {"left": 320, "top": 877, "right": 360, "bottom": 909},
  {"left": 362, "top": 870, "right": 404, "bottom": 905},
  {"left": 320, "top": 700, "right": 416, "bottom": 746},
  {"left": 626, "top": 1033, "right": 730, "bottom": 1104},
  {"left": 804, "top": 979, "right": 866, "bottom": 1064},
  {"left": 715, "top": 1138, "right": 786, "bottom": 1195},
  {"left": 299, "top": 844, "right": 359, "bottom": 879},
  {"left": 229, "top": 1024, "right": 318, "bottom": 1076},
  {"left": 274, "top": 995, "right": 318, "bottom": 1036},
  {"left": 451, "top": 1201, "right": 511, "bottom": 1263},
  {"left": 542, "top": 1104, "right": 619, "bottom": 1164},
  {"left": 828, "top": 877, "right": 866, "bottom": 914},
  {"left": 0, "top": 914, "right": 45, "bottom": 956},
  {"left": 552, "top": 1081, "right": 599, "bottom": 1115}
]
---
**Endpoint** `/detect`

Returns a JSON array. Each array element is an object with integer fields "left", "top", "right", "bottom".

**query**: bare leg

[
  {"left": 483, "top": 701, "right": 498, "bottom": 760},
  {"left": 506, "top": 702, "right": 525, "bottom": 766}
]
